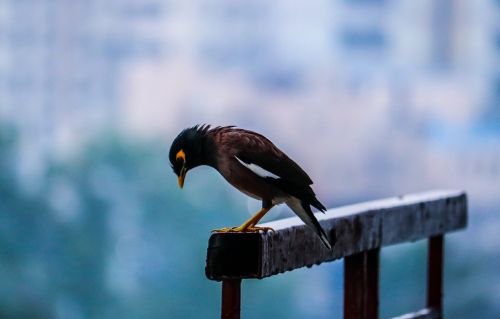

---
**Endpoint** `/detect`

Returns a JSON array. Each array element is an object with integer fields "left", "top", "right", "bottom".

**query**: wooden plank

[
  {"left": 344, "top": 249, "right": 379, "bottom": 319},
  {"left": 221, "top": 279, "right": 241, "bottom": 319},
  {"left": 206, "top": 190, "right": 467, "bottom": 280},
  {"left": 391, "top": 308, "right": 441, "bottom": 319}
]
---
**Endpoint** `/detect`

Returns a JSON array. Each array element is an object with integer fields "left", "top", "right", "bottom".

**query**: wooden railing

[{"left": 205, "top": 190, "right": 468, "bottom": 319}]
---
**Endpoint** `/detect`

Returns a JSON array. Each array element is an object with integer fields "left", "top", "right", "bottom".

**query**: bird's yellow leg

[{"left": 212, "top": 206, "right": 275, "bottom": 233}]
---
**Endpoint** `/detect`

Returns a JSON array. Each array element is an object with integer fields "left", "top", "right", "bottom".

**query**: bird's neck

[{"left": 199, "top": 134, "right": 218, "bottom": 168}]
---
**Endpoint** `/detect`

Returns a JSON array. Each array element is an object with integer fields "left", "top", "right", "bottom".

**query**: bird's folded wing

[
  {"left": 220, "top": 128, "right": 326, "bottom": 212},
  {"left": 223, "top": 129, "right": 314, "bottom": 186}
]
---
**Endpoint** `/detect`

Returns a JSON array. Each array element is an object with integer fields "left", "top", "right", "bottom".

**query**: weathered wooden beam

[
  {"left": 206, "top": 190, "right": 467, "bottom": 281},
  {"left": 391, "top": 308, "right": 441, "bottom": 319}
]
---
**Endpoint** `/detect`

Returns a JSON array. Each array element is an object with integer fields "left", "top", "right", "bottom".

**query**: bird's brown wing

[
  {"left": 220, "top": 128, "right": 311, "bottom": 182},
  {"left": 218, "top": 128, "right": 326, "bottom": 211}
]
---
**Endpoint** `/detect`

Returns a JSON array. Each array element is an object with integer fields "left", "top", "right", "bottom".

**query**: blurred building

[
  {"left": 0, "top": 0, "right": 499, "bottom": 191},
  {"left": 481, "top": 0, "right": 500, "bottom": 129},
  {"left": 0, "top": 0, "right": 164, "bottom": 187}
]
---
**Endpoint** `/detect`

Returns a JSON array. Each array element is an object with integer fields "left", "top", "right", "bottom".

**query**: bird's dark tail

[
  {"left": 310, "top": 196, "right": 327, "bottom": 212},
  {"left": 287, "top": 198, "right": 333, "bottom": 250}
]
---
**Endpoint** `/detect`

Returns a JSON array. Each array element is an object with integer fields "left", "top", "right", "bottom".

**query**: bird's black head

[{"left": 169, "top": 125, "right": 211, "bottom": 188}]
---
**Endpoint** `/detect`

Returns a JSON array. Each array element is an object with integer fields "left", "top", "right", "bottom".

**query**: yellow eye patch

[{"left": 176, "top": 149, "right": 186, "bottom": 162}]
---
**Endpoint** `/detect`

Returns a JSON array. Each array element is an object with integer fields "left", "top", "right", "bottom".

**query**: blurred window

[
  {"left": 496, "top": 32, "right": 500, "bottom": 52},
  {"left": 344, "top": 0, "right": 386, "bottom": 5},
  {"left": 341, "top": 29, "right": 386, "bottom": 50}
]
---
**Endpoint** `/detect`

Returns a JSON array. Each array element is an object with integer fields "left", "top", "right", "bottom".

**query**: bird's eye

[{"left": 176, "top": 149, "right": 186, "bottom": 162}]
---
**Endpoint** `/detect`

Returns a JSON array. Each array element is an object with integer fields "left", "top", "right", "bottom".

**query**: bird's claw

[
  {"left": 211, "top": 227, "right": 238, "bottom": 233},
  {"left": 246, "top": 226, "right": 275, "bottom": 233},
  {"left": 211, "top": 226, "right": 275, "bottom": 233}
]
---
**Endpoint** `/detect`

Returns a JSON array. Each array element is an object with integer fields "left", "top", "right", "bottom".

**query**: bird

[{"left": 169, "top": 125, "right": 333, "bottom": 249}]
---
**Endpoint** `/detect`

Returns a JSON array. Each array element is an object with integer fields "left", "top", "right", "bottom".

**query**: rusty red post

[
  {"left": 344, "top": 249, "right": 380, "bottom": 319},
  {"left": 427, "top": 235, "right": 444, "bottom": 316},
  {"left": 221, "top": 279, "right": 241, "bottom": 319}
]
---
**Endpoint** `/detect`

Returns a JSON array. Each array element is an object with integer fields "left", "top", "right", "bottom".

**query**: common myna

[{"left": 169, "top": 125, "right": 332, "bottom": 249}]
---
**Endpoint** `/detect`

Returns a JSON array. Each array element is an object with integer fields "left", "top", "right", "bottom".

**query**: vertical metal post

[
  {"left": 221, "top": 279, "right": 241, "bottom": 319},
  {"left": 344, "top": 249, "right": 380, "bottom": 319},
  {"left": 427, "top": 235, "right": 444, "bottom": 316}
]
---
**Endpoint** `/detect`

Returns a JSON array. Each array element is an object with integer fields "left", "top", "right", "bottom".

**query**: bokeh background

[{"left": 1, "top": 0, "right": 499, "bottom": 318}]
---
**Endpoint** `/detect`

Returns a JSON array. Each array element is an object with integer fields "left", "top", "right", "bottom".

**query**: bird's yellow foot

[
  {"left": 211, "top": 226, "right": 238, "bottom": 233},
  {"left": 243, "top": 226, "right": 275, "bottom": 233},
  {"left": 211, "top": 225, "right": 275, "bottom": 233}
]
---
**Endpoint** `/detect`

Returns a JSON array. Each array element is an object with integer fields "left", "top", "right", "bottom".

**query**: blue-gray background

[{"left": 0, "top": 0, "right": 499, "bottom": 318}]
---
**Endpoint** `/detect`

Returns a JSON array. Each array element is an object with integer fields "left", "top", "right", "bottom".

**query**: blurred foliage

[{"left": 0, "top": 127, "right": 311, "bottom": 319}]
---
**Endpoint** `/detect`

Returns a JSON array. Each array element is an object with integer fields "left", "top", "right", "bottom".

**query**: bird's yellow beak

[
  {"left": 178, "top": 166, "right": 187, "bottom": 189},
  {"left": 176, "top": 149, "right": 188, "bottom": 189}
]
